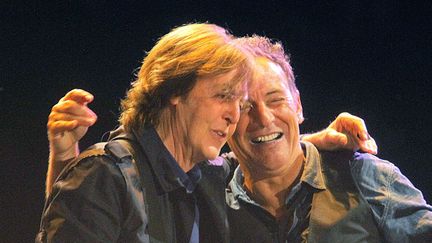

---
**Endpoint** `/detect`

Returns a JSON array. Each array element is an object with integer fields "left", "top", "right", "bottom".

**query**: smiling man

[{"left": 225, "top": 36, "right": 432, "bottom": 242}]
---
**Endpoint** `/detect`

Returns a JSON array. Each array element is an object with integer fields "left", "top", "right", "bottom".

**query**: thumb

[
  {"left": 72, "top": 125, "right": 89, "bottom": 142},
  {"left": 326, "top": 130, "right": 349, "bottom": 147}
]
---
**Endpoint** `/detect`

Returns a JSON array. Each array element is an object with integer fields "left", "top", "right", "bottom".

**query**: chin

[{"left": 203, "top": 146, "right": 222, "bottom": 161}]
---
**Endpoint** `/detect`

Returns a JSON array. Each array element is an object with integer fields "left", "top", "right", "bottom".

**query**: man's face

[
  {"left": 171, "top": 69, "right": 247, "bottom": 163},
  {"left": 228, "top": 57, "right": 303, "bottom": 174}
]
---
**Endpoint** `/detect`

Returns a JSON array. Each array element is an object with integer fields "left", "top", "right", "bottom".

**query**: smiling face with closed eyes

[{"left": 228, "top": 57, "right": 304, "bottom": 176}]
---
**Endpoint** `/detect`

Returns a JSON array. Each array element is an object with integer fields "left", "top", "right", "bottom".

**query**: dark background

[{"left": 1, "top": 0, "right": 431, "bottom": 241}]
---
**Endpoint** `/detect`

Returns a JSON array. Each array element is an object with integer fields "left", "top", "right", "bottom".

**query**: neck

[
  {"left": 156, "top": 108, "right": 196, "bottom": 172},
  {"left": 242, "top": 151, "right": 305, "bottom": 218}
]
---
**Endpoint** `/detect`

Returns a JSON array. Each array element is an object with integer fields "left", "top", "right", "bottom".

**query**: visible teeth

[
  {"left": 217, "top": 131, "right": 224, "bottom": 136},
  {"left": 252, "top": 133, "right": 282, "bottom": 143}
]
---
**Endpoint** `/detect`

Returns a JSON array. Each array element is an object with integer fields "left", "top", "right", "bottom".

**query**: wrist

[{"left": 49, "top": 143, "right": 79, "bottom": 162}]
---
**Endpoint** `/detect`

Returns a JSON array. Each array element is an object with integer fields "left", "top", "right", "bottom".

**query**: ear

[
  {"left": 294, "top": 91, "right": 304, "bottom": 124},
  {"left": 170, "top": 96, "right": 180, "bottom": 106}
]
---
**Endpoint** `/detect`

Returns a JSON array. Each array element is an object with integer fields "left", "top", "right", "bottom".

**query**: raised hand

[
  {"left": 47, "top": 89, "right": 97, "bottom": 160},
  {"left": 46, "top": 89, "right": 97, "bottom": 196}
]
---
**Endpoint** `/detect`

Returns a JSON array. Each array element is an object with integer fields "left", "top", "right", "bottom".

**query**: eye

[
  {"left": 216, "top": 93, "right": 229, "bottom": 100},
  {"left": 270, "top": 97, "right": 286, "bottom": 103},
  {"left": 266, "top": 96, "right": 288, "bottom": 108},
  {"left": 215, "top": 91, "right": 237, "bottom": 101}
]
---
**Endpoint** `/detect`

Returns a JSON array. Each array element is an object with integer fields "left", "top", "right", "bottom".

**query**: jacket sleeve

[
  {"left": 36, "top": 155, "right": 127, "bottom": 243},
  {"left": 353, "top": 153, "right": 432, "bottom": 242}
]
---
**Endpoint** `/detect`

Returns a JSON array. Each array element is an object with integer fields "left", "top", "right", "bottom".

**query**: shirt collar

[
  {"left": 300, "top": 141, "right": 326, "bottom": 190},
  {"left": 226, "top": 164, "right": 257, "bottom": 209},
  {"left": 226, "top": 141, "right": 326, "bottom": 208},
  {"left": 169, "top": 156, "right": 202, "bottom": 193}
]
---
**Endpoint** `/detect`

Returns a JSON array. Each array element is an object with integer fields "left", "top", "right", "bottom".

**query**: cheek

[
  {"left": 236, "top": 115, "right": 250, "bottom": 132},
  {"left": 227, "top": 125, "right": 236, "bottom": 138},
  {"left": 230, "top": 125, "right": 249, "bottom": 150},
  {"left": 192, "top": 107, "right": 211, "bottom": 125},
  {"left": 276, "top": 107, "right": 298, "bottom": 123}
]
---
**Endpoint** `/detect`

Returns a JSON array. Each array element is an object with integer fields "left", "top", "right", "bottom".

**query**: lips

[
  {"left": 251, "top": 132, "right": 283, "bottom": 144},
  {"left": 213, "top": 129, "right": 227, "bottom": 138}
]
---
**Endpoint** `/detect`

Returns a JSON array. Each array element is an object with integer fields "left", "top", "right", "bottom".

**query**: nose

[
  {"left": 251, "top": 103, "right": 274, "bottom": 128},
  {"left": 223, "top": 100, "right": 241, "bottom": 125}
]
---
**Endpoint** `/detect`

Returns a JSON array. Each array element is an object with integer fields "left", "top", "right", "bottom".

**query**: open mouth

[
  {"left": 213, "top": 130, "right": 227, "bottom": 138},
  {"left": 251, "top": 132, "right": 283, "bottom": 144}
]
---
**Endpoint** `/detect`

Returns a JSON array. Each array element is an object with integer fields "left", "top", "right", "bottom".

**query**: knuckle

[
  {"left": 48, "top": 121, "right": 60, "bottom": 132},
  {"left": 338, "top": 112, "right": 351, "bottom": 118},
  {"left": 60, "top": 100, "right": 74, "bottom": 111},
  {"left": 68, "top": 89, "right": 81, "bottom": 96},
  {"left": 51, "top": 103, "right": 61, "bottom": 111}
]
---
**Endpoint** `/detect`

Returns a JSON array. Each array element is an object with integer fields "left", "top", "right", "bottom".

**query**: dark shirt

[{"left": 136, "top": 127, "right": 201, "bottom": 242}]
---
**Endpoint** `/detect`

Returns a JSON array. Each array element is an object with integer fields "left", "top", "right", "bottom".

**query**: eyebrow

[{"left": 219, "top": 83, "right": 245, "bottom": 96}]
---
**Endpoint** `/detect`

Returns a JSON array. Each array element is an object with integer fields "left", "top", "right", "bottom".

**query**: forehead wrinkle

[
  {"left": 248, "top": 57, "right": 292, "bottom": 101},
  {"left": 216, "top": 67, "right": 249, "bottom": 94},
  {"left": 265, "top": 89, "right": 284, "bottom": 96},
  {"left": 204, "top": 76, "right": 231, "bottom": 92}
]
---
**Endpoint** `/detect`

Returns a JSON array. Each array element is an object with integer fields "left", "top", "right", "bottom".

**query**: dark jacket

[{"left": 36, "top": 127, "right": 230, "bottom": 242}]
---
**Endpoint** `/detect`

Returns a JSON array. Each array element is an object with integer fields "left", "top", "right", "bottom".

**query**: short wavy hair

[
  {"left": 119, "top": 23, "right": 252, "bottom": 132},
  {"left": 233, "top": 35, "right": 297, "bottom": 95}
]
